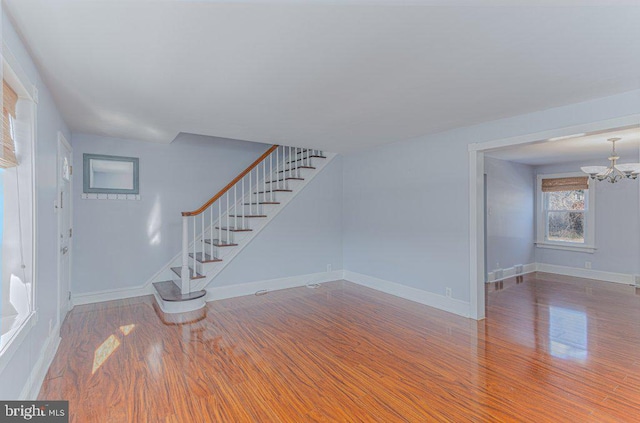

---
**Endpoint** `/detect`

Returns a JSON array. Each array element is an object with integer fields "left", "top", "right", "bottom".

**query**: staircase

[{"left": 151, "top": 145, "right": 335, "bottom": 313}]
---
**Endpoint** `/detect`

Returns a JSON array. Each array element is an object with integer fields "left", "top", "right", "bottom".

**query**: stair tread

[
  {"left": 229, "top": 214, "right": 267, "bottom": 218},
  {"left": 243, "top": 201, "right": 280, "bottom": 205},
  {"left": 170, "top": 267, "right": 205, "bottom": 280},
  {"left": 215, "top": 226, "right": 252, "bottom": 232},
  {"left": 266, "top": 177, "right": 304, "bottom": 183},
  {"left": 277, "top": 166, "right": 315, "bottom": 173},
  {"left": 153, "top": 281, "right": 206, "bottom": 302},
  {"left": 286, "top": 156, "right": 326, "bottom": 164},
  {"left": 204, "top": 239, "right": 238, "bottom": 247},
  {"left": 188, "top": 252, "right": 222, "bottom": 263},
  {"left": 253, "top": 189, "right": 292, "bottom": 193}
]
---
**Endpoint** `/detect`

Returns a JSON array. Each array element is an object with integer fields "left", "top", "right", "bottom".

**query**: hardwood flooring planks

[{"left": 39, "top": 274, "right": 640, "bottom": 421}]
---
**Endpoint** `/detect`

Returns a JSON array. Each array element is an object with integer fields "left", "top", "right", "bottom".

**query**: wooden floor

[{"left": 40, "top": 273, "right": 640, "bottom": 422}]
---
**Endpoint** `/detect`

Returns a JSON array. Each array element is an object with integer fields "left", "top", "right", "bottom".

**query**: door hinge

[
  {"left": 69, "top": 228, "right": 73, "bottom": 238},
  {"left": 70, "top": 165, "right": 73, "bottom": 176},
  {"left": 68, "top": 291, "right": 71, "bottom": 300}
]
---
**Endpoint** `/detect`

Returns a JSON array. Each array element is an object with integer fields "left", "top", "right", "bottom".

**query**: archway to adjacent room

[{"left": 468, "top": 114, "right": 640, "bottom": 320}]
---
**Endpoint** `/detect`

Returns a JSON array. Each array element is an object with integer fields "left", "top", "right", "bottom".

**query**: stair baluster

[{"left": 181, "top": 216, "right": 189, "bottom": 294}]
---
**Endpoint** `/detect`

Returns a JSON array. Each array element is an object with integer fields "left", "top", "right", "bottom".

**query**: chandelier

[{"left": 581, "top": 138, "right": 640, "bottom": 183}]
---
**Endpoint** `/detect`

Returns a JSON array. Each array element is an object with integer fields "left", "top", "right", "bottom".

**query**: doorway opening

[{"left": 469, "top": 115, "right": 640, "bottom": 320}]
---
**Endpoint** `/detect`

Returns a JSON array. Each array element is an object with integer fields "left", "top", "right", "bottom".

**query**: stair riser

[
  {"left": 237, "top": 203, "right": 280, "bottom": 215},
  {"left": 248, "top": 193, "right": 279, "bottom": 202},
  {"left": 285, "top": 157, "right": 322, "bottom": 167},
  {"left": 264, "top": 181, "right": 294, "bottom": 190},
  {"left": 266, "top": 179, "right": 305, "bottom": 191},
  {"left": 194, "top": 261, "right": 206, "bottom": 276},
  {"left": 277, "top": 169, "right": 312, "bottom": 177},
  {"left": 214, "top": 217, "right": 253, "bottom": 231}
]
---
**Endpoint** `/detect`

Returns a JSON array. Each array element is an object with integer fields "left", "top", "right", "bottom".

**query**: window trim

[{"left": 536, "top": 172, "right": 596, "bottom": 253}]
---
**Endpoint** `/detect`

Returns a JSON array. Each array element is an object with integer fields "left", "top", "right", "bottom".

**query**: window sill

[
  {"left": 535, "top": 242, "right": 596, "bottom": 253},
  {"left": 0, "top": 311, "right": 37, "bottom": 376}
]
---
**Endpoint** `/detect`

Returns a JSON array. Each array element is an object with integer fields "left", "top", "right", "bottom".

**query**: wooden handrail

[{"left": 182, "top": 145, "right": 279, "bottom": 217}]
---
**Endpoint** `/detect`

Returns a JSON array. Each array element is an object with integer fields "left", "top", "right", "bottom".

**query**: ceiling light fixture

[{"left": 581, "top": 138, "right": 640, "bottom": 183}]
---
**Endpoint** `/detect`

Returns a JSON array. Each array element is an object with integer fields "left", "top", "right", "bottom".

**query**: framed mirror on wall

[{"left": 83, "top": 154, "right": 139, "bottom": 195}]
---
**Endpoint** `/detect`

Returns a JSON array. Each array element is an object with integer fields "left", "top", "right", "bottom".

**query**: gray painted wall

[
  {"left": 343, "top": 136, "right": 470, "bottom": 300},
  {"left": 0, "top": 13, "right": 71, "bottom": 398},
  {"left": 343, "top": 89, "right": 640, "bottom": 303},
  {"left": 72, "top": 133, "right": 343, "bottom": 295},
  {"left": 485, "top": 157, "right": 535, "bottom": 273},
  {"left": 215, "top": 156, "right": 343, "bottom": 286},
  {"left": 72, "top": 133, "right": 266, "bottom": 294},
  {"left": 535, "top": 159, "right": 640, "bottom": 275}
]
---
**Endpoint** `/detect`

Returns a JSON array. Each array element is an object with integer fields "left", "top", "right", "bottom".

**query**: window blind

[
  {"left": 1, "top": 80, "right": 19, "bottom": 168},
  {"left": 541, "top": 176, "right": 588, "bottom": 192}
]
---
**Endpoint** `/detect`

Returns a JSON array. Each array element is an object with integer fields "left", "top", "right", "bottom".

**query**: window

[
  {"left": 536, "top": 174, "right": 595, "bottom": 253},
  {"left": 545, "top": 189, "right": 586, "bottom": 243},
  {"left": 0, "top": 65, "right": 36, "bottom": 366}
]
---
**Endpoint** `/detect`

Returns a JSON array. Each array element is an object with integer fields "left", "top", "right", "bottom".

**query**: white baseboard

[
  {"left": 487, "top": 262, "right": 635, "bottom": 285},
  {"left": 205, "top": 270, "right": 344, "bottom": 302},
  {"left": 70, "top": 270, "right": 344, "bottom": 307},
  {"left": 536, "top": 263, "right": 635, "bottom": 285},
  {"left": 20, "top": 325, "right": 61, "bottom": 400},
  {"left": 487, "top": 263, "right": 536, "bottom": 283},
  {"left": 72, "top": 284, "right": 153, "bottom": 307},
  {"left": 342, "top": 270, "right": 470, "bottom": 318}
]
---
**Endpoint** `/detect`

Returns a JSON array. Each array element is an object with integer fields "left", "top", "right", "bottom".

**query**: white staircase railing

[{"left": 179, "top": 145, "right": 322, "bottom": 294}]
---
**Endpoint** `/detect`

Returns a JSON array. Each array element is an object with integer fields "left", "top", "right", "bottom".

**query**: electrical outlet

[
  {"left": 326, "top": 264, "right": 332, "bottom": 272},
  {"left": 585, "top": 261, "right": 592, "bottom": 269},
  {"left": 445, "top": 287, "right": 452, "bottom": 298}
]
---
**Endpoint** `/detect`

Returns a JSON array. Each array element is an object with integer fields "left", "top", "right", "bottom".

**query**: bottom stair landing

[{"left": 152, "top": 280, "right": 206, "bottom": 314}]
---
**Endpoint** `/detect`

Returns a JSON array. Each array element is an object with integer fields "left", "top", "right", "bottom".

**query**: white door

[{"left": 57, "top": 133, "right": 72, "bottom": 327}]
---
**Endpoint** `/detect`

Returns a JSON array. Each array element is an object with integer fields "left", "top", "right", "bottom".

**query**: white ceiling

[
  {"left": 5, "top": 0, "right": 640, "bottom": 153},
  {"left": 485, "top": 126, "right": 640, "bottom": 166}
]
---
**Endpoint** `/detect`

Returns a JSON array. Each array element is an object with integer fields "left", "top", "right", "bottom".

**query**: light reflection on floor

[
  {"left": 92, "top": 324, "right": 136, "bottom": 374},
  {"left": 119, "top": 324, "right": 135, "bottom": 336},
  {"left": 549, "top": 306, "right": 588, "bottom": 361}
]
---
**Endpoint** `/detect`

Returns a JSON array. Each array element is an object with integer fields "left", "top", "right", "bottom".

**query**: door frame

[
  {"left": 56, "top": 132, "right": 72, "bottom": 325},
  {"left": 468, "top": 113, "right": 640, "bottom": 320}
]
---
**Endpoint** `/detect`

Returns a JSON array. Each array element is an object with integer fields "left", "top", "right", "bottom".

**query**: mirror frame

[{"left": 83, "top": 153, "right": 139, "bottom": 195}]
